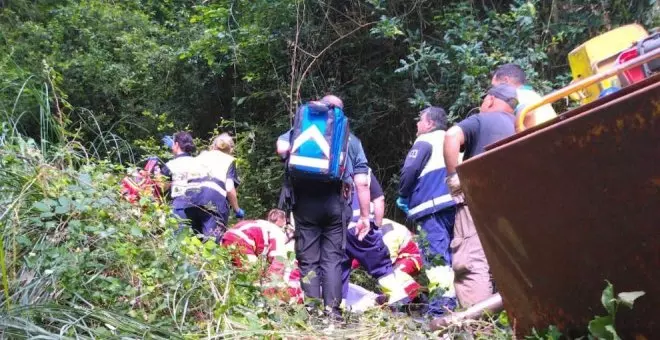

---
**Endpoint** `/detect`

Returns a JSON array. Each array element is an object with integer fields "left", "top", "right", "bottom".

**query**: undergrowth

[{"left": 0, "top": 123, "right": 460, "bottom": 339}]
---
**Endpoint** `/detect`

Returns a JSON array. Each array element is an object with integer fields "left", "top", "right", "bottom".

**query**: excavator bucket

[{"left": 455, "top": 73, "right": 660, "bottom": 338}]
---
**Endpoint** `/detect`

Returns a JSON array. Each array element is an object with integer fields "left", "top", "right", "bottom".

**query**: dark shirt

[
  {"left": 369, "top": 171, "right": 384, "bottom": 199},
  {"left": 457, "top": 112, "right": 515, "bottom": 161},
  {"left": 347, "top": 133, "right": 369, "bottom": 178}
]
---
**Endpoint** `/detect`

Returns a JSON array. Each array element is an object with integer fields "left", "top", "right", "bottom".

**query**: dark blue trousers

[
  {"left": 417, "top": 207, "right": 456, "bottom": 266},
  {"left": 416, "top": 207, "right": 457, "bottom": 316},
  {"left": 173, "top": 206, "right": 225, "bottom": 240},
  {"left": 342, "top": 225, "right": 393, "bottom": 298}
]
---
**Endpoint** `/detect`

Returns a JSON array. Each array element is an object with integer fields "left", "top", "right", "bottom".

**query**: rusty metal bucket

[{"left": 455, "top": 71, "right": 660, "bottom": 338}]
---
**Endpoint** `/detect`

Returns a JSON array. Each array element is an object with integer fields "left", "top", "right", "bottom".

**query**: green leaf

[
  {"left": 235, "top": 96, "right": 248, "bottom": 106},
  {"left": 546, "top": 325, "right": 563, "bottom": 340},
  {"left": 605, "top": 325, "right": 621, "bottom": 340},
  {"left": 33, "top": 201, "right": 52, "bottom": 213},
  {"left": 58, "top": 196, "right": 71, "bottom": 208},
  {"left": 130, "top": 227, "right": 143, "bottom": 237},
  {"left": 44, "top": 198, "right": 58, "bottom": 207},
  {"left": 78, "top": 173, "right": 92, "bottom": 186},
  {"left": 588, "top": 315, "right": 615, "bottom": 340},
  {"left": 40, "top": 212, "right": 55, "bottom": 219},
  {"left": 55, "top": 205, "right": 70, "bottom": 214},
  {"left": 617, "top": 291, "right": 645, "bottom": 309},
  {"left": 17, "top": 235, "right": 32, "bottom": 247},
  {"left": 601, "top": 281, "right": 616, "bottom": 315}
]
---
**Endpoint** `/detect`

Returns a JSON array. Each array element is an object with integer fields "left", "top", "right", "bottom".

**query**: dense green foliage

[
  {"left": 0, "top": 0, "right": 657, "bottom": 338},
  {"left": 2, "top": 0, "right": 658, "bottom": 217}
]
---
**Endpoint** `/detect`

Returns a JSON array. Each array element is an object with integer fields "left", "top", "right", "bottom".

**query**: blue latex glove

[
  {"left": 235, "top": 208, "right": 245, "bottom": 219},
  {"left": 396, "top": 197, "right": 410, "bottom": 215},
  {"left": 162, "top": 135, "right": 174, "bottom": 149}
]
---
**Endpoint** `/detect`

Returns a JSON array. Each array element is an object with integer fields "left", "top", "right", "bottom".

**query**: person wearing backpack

[{"left": 277, "top": 94, "right": 371, "bottom": 319}]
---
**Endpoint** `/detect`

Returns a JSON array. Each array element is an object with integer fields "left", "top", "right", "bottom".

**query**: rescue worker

[
  {"left": 276, "top": 94, "right": 372, "bottom": 318},
  {"left": 351, "top": 218, "right": 423, "bottom": 277},
  {"left": 187, "top": 133, "right": 244, "bottom": 241},
  {"left": 349, "top": 168, "right": 384, "bottom": 227},
  {"left": 160, "top": 131, "right": 207, "bottom": 235},
  {"left": 221, "top": 219, "right": 303, "bottom": 304},
  {"left": 348, "top": 217, "right": 423, "bottom": 309},
  {"left": 342, "top": 169, "right": 420, "bottom": 308},
  {"left": 397, "top": 107, "right": 455, "bottom": 265},
  {"left": 491, "top": 63, "right": 557, "bottom": 131},
  {"left": 443, "top": 84, "right": 518, "bottom": 307},
  {"left": 396, "top": 106, "right": 456, "bottom": 316}
]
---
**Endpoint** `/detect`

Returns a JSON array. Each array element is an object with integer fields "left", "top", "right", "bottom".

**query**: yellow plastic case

[{"left": 568, "top": 24, "right": 648, "bottom": 104}]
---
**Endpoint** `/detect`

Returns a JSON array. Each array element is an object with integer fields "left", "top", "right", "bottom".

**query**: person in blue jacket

[{"left": 397, "top": 106, "right": 457, "bottom": 315}]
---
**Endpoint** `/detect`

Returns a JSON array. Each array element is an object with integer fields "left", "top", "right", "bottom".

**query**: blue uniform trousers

[
  {"left": 416, "top": 206, "right": 457, "bottom": 316},
  {"left": 417, "top": 207, "right": 456, "bottom": 266},
  {"left": 342, "top": 225, "right": 394, "bottom": 298}
]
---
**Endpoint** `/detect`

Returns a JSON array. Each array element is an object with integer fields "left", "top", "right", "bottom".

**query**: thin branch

[
  {"left": 288, "top": 0, "right": 303, "bottom": 124},
  {"left": 46, "top": 70, "right": 63, "bottom": 127},
  {"left": 316, "top": 0, "right": 362, "bottom": 26},
  {"left": 294, "top": 21, "right": 377, "bottom": 99}
]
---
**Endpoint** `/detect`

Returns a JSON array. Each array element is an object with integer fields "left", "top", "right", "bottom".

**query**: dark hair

[
  {"left": 493, "top": 63, "right": 527, "bottom": 86},
  {"left": 174, "top": 131, "right": 196, "bottom": 154},
  {"left": 421, "top": 106, "right": 448, "bottom": 130}
]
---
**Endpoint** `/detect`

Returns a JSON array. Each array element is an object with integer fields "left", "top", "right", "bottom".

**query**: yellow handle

[{"left": 516, "top": 47, "right": 660, "bottom": 132}]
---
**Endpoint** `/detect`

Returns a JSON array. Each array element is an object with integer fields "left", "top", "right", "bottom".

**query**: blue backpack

[{"left": 287, "top": 101, "right": 350, "bottom": 181}]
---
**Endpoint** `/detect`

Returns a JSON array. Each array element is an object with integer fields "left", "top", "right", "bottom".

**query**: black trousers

[{"left": 293, "top": 184, "right": 350, "bottom": 311}]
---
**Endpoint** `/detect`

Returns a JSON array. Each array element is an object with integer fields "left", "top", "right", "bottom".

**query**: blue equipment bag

[{"left": 287, "top": 101, "right": 350, "bottom": 181}]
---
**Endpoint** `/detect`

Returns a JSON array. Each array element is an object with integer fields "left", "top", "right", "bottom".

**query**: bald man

[{"left": 276, "top": 94, "right": 371, "bottom": 318}]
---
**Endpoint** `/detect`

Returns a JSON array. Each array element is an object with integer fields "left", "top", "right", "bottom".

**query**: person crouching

[{"left": 221, "top": 218, "right": 303, "bottom": 304}]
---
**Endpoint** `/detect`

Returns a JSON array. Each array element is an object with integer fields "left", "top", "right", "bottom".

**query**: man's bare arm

[
  {"left": 372, "top": 195, "right": 385, "bottom": 226},
  {"left": 444, "top": 126, "right": 465, "bottom": 174},
  {"left": 354, "top": 173, "right": 371, "bottom": 219}
]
